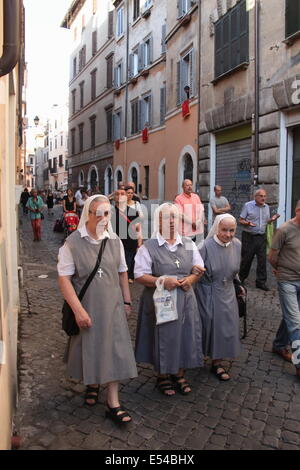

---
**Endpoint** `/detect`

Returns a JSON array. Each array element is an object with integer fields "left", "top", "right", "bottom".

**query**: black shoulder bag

[{"left": 62, "top": 237, "right": 108, "bottom": 336}]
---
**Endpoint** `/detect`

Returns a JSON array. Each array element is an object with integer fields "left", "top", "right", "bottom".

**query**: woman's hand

[
  {"left": 191, "top": 265, "right": 206, "bottom": 279},
  {"left": 178, "top": 276, "right": 193, "bottom": 292},
  {"left": 124, "top": 304, "right": 131, "bottom": 318},
  {"left": 164, "top": 277, "right": 181, "bottom": 291},
  {"left": 74, "top": 309, "right": 92, "bottom": 329},
  {"left": 237, "top": 286, "right": 246, "bottom": 297}
]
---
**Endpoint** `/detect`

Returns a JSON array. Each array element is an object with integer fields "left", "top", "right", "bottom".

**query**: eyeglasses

[{"left": 89, "top": 210, "right": 110, "bottom": 217}]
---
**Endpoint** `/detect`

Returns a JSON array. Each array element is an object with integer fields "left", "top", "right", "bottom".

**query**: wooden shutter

[
  {"left": 222, "top": 14, "right": 230, "bottom": 74},
  {"left": 108, "top": 10, "right": 114, "bottom": 38},
  {"left": 189, "top": 49, "right": 196, "bottom": 97},
  {"left": 286, "top": 0, "right": 300, "bottom": 38},
  {"left": 239, "top": 0, "right": 249, "bottom": 64},
  {"left": 176, "top": 61, "right": 181, "bottom": 105},
  {"left": 149, "top": 35, "right": 154, "bottom": 64},
  {"left": 129, "top": 53, "right": 134, "bottom": 78},
  {"left": 160, "top": 87, "right": 166, "bottom": 125},
  {"left": 92, "top": 30, "right": 97, "bottom": 56},
  {"left": 138, "top": 44, "right": 144, "bottom": 71},
  {"left": 161, "top": 24, "right": 167, "bottom": 53},
  {"left": 120, "top": 61, "right": 123, "bottom": 85},
  {"left": 215, "top": 20, "right": 223, "bottom": 78},
  {"left": 107, "top": 56, "right": 113, "bottom": 88}
]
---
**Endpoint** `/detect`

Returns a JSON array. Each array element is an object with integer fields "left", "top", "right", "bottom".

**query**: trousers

[{"left": 239, "top": 231, "right": 267, "bottom": 284}]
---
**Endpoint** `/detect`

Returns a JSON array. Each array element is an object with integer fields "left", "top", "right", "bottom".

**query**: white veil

[
  {"left": 206, "top": 214, "right": 237, "bottom": 240},
  {"left": 78, "top": 194, "right": 114, "bottom": 236},
  {"left": 151, "top": 203, "right": 180, "bottom": 239}
]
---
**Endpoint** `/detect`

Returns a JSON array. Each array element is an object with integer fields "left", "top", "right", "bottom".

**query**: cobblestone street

[{"left": 15, "top": 205, "right": 300, "bottom": 451}]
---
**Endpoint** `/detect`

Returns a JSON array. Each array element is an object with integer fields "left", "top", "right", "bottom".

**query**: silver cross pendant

[
  {"left": 175, "top": 260, "right": 180, "bottom": 268},
  {"left": 98, "top": 268, "right": 104, "bottom": 278}
]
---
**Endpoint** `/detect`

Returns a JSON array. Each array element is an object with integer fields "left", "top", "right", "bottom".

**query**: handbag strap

[{"left": 78, "top": 237, "right": 108, "bottom": 301}]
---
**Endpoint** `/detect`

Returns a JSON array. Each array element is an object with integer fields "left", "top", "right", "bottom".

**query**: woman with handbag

[
  {"left": 26, "top": 189, "right": 44, "bottom": 241},
  {"left": 194, "top": 214, "right": 245, "bottom": 381},
  {"left": 57, "top": 195, "right": 137, "bottom": 424},
  {"left": 134, "top": 203, "right": 205, "bottom": 397}
]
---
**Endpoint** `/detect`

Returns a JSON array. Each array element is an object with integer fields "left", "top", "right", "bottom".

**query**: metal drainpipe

[
  {"left": 0, "top": 0, "right": 21, "bottom": 78},
  {"left": 197, "top": 0, "right": 201, "bottom": 195},
  {"left": 124, "top": 0, "right": 130, "bottom": 182},
  {"left": 253, "top": 0, "right": 260, "bottom": 186}
]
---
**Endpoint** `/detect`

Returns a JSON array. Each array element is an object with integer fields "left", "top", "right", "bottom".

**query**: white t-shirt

[
  {"left": 134, "top": 232, "right": 204, "bottom": 279},
  {"left": 57, "top": 227, "right": 127, "bottom": 276}
]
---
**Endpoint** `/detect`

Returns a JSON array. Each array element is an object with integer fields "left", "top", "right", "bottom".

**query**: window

[
  {"left": 55, "top": 137, "right": 57, "bottom": 149},
  {"left": 79, "top": 45, "right": 86, "bottom": 72},
  {"left": 116, "top": 6, "right": 124, "bottom": 37},
  {"left": 50, "top": 140, "right": 52, "bottom": 152},
  {"left": 91, "top": 69, "right": 97, "bottom": 101},
  {"left": 143, "top": 35, "right": 153, "bottom": 68},
  {"left": 106, "top": 55, "right": 114, "bottom": 88},
  {"left": 113, "top": 110, "right": 122, "bottom": 140},
  {"left": 129, "top": 47, "right": 140, "bottom": 77},
  {"left": 92, "top": 30, "right": 97, "bottom": 56},
  {"left": 106, "top": 107, "right": 113, "bottom": 142},
  {"left": 59, "top": 155, "right": 63, "bottom": 167},
  {"left": 65, "top": 159, "right": 69, "bottom": 170},
  {"left": 90, "top": 116, "right": 96, "bottom": 147},
  {"left": 108, "top": 10, "right": 114, "bottom": 38},
  {"left": 61, "top": 135, "right": 63, "bottom": 147},
  {"left": 161, "top": 24, "right": 167, "bottom": 54},
  {"left": 79, "top": 81, "right": 84, "bottom": 109},
  {"left": 141, "top": 94, "right": 152, "bottom": 128},
  {"left": 176, "top": 48, "right": 195, "bottom": 104},
  {"left": 114, "top": 61, "right": 123, "bottom": 88},
  {"left": 160, "top": 85, "right": 166, "bottom": 125},
  {"left": 144, "top": 0, "right": 153, "bottom": 9},
  {"left": 178, "top": 0, "right": 195, "bottom": 18},
  {"left": 131, "top": 99, "right": 140, "bottom": 134},
  {"left": 79, "top": 124, "right": 84, "bottom": 152},
  {"left": 133, "top": 0, "right": 140, "bottom": 21},
  {"left": 82, "top": 15, "right": 85, "bottom": 31},
  {"left": 71, "top": 129, "right": 76, "bottom": 155},
  {"left": 286, "top": 0, "right": 300, "bottom": 38},
  {"left": 215, "top": 0, "right": 249, "bottom": 80},
  {"left": 74, "top": 27, "right": 77, "bottom": 42},
  {"left": 73, "top": 57, "right": 77, "bottom": 78},
  {"left": 71, "top": 89, "right": 76, "bottom": 114},
  {"left": 55, "top": 120, "right": 57, "bottom": 129}
]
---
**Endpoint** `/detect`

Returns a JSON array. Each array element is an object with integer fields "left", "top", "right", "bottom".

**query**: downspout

[
  {"left": 124, "top": 0, "right": 130, "bottom": 181},
  {"left": 253, "top": 0, "right": 260, "bottom": 186},
  {"left": 196, "top": 0, "right": 201, "bottom": 194},
  {"left": 0, "top": 0, "right": 21, "bottom": 77}
]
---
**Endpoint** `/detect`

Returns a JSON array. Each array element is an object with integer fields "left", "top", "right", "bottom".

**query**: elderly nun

[
  {"left": 134, "top": 203, "right": 205, "bottom": 397},
  {"left": 194, "top": 214, "right": 244, "bottom": 381},
  {"left": 57, "top": 195, "right": 137, "bottom": 424}
]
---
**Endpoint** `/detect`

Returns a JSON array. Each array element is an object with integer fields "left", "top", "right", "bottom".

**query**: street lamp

[{"left": 33, "top": 115, "right": 40, "bottom": 126}]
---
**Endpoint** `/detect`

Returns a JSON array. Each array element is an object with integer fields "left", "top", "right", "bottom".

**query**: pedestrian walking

[
  {"left": 210, "top": 185, "right": 231, "bottom": 219},
  {"left": 239, "top": 189, "right": 280, "bottom": 290},
  {"left": 112, "top": 188, "right": 143, "bottom": 284},
  {"left": 268, "top": 200, "right": 300, "bottom": 375},
  {"left": 63, "top": 188, "right": 77, "bottom": 213},
  {"left": 57, "top": 195, "right": 137, "bottom": 423},
  {"left": 174, "top": 179, "right": 205, "bottom": 242},
  {"left": 127, "top": 182, "right": 141, "bottom": 203},
  {"left": 26, "top": 189, "right": 44, "bottom": 241},
  {"left": 134, "top": 203, "right": 205, "bottom": 396},
  {"left": 46, "top": 190, "right": 54, "bottom": 216},
  {"left": 194, "top": 214, "right": 245, "bottom": 381},
  {"left": 20, "top": 187, "right": 29, "bottom": 215}
]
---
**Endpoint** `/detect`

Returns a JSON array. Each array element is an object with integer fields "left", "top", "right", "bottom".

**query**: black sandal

[
  {"left": 84, "top": 385, "right": 100, "bottom": 406},
  {"left": 155, "top": 376, "right": 176, "bottom": 396},
  {"left": 105, "top": 404, "right": 132, "bottom": 424},
  {"left": 170, "top": 375, "right": 192, "bottom": 395},
  {"left": 211, "top": 364, "right": 230, "bottom": 381}
]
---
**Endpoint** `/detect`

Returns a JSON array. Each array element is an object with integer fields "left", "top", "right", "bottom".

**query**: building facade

[
  {"left": 0, "top": 0, "right": 25, "bottom": 450},
  {"left": 48, "top": 103, "right": 69, "bottom": 191},
  {"left": 62, "top": 0, "right": 115, "bottom": 194},
  {"left": 199, "top": 0, "right": 300, "bottom": 226}
]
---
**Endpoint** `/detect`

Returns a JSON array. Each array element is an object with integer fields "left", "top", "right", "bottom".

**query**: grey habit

[
  {"left": 65, "top": 231, "right": 137, "bottom": 385},
  {"left": 135, "top": 238, "right": 203, "bottom": 374},
  {"left": 195, "top": 237, "right": 242, "bottom": 359}
]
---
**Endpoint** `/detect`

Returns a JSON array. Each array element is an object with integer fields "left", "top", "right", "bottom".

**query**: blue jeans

[{"left": 273, "top": 280, "right": 300, "bottom": 368}]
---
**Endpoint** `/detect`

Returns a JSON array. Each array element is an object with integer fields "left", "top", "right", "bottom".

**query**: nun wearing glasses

[
  {"left": 194, "top": 214, "right": 245, "bottom": 381},
  {"left": 57, "top": 195, "right": 137, "bottom": 424},
  {"left": 134, "top": 203, "right": 205, "bottom": 397}
]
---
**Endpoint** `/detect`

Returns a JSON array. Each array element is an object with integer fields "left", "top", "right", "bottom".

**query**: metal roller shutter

[{"left": 216, "top": 138, "right": 252, "bottom": 237}]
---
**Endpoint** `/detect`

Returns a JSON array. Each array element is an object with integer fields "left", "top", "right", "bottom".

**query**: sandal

[
  {"left": 170, "top": 375, "right": 192, "bottom": 395},
  {"left": 211, "top": 364, "right": 230, "bottom": 381},
  {"left": 155, "top": 376, "right": 176, "bottom": 396},
  {"left": 105, "top": 404, "right": 132, "bottom": 424},
  {"left": 84, "top": 385, "right": 100, "bottom": 406}
]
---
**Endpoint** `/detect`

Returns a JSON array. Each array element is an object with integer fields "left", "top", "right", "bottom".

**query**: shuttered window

[
  {"left": 92, "top": 30, "right": 97, "bottom": 56},
  {"left": 160, "top": 86, "right": 166, "bottom": 125},
  {"left": 177, "top": 0, "right": 196, "bottom": 18},
  {"left": 90, "top": 116, "right": 96, "bottom": 148},
  {"left": 133, "top": 0, "right": 140, "bottom": 21},
  {"left": 176, "top": 48, "right": 195, "bottom": 105},
  {"left": 131, "top": 100, "right": 140, "bottom": 135},
  {"left": 106, "top": 55, "right": 114, "bottom": 89},
  {"left": 91, "top": 70, "right": 97, "bottom": 101},
  {"left": 108, "top": 10, "right": 114, "bottom": 38},
  {"left": 286, "top": 0, "right": 300, "bottom": 38},
  {"left": 106, "top": 108, "right": 113, "bottom": 142},
  {"left": 161, "top": 24, "right": 167, "bottom": 54},
  {"left": 141, "top": 94, "right": 152, "bottom": 128},
  {"left": 113, "top": 110, "right": 122, "bottom": 141},
  {"left": 215, "top": 0, "right": 249, "bottom": 80},
  {"left": 78, "top": 124, "right": 84, "bottom": 152}
]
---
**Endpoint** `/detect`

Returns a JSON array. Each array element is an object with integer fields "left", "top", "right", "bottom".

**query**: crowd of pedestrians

[{"left": 19, "top": 181, "right": 300, "bottom": 426}]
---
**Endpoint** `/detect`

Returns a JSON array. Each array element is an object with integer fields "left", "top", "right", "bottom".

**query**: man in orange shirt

[{"left": 174, "top": 179, "right": 205, "bottom": 242}]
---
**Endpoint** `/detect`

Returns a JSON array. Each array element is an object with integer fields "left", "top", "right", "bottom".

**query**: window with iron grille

[
  {"left": 214, "top": 0, "right": 249, "bottom": 80},
  {"left": 286, "top": 0, "right": 300, "bottom": 38}
]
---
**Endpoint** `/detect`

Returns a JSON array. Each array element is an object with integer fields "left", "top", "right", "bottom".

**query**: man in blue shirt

[{"left": 239, "top": 189, "right": 280, "bottom": 291}]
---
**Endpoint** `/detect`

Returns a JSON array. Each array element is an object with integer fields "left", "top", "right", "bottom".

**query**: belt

[{"left": 243, "top": 231, "right": 265, "bottom": 236}]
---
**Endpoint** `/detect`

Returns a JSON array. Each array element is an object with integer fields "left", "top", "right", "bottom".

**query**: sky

[{"left": 24, "top": 0, "right": 72, "bottom": 125}]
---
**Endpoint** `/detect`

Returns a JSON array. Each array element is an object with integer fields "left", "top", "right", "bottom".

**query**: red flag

[
  {"left": 182, "top": 100, "right": 191, "bottom": 118},
  {"left": 142, "top": 127, "right": 149, "bottom": 143},
  {"left": 115, "top": 139, "right": 120, "bottom": 150}
]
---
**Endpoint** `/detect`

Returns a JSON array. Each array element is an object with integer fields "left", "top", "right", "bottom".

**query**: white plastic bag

[{"left": 153, "top": 275, "right": 178, "bottom": 325}]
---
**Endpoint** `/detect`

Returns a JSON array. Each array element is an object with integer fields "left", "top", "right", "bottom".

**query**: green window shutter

[
  {"left": 239, "top": 0, "right": 249, "bottom": 64},
  {"left": 215, "top": 19, "right": 223, "bottom": 78},
  {"left": 286, "top": 0, "right": 300, "bottom": 38},
  {"left": 222, "top": 15, "right": 231, "bottom": 74}
]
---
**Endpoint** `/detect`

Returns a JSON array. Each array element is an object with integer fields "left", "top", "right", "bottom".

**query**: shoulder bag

[{"left": 62, "top": 237, "right": 108, "bottom": 336}]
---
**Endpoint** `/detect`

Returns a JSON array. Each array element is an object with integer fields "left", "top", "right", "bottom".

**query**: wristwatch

[{"left": 124, "top": 301, "right": 132, "bottom": 306}]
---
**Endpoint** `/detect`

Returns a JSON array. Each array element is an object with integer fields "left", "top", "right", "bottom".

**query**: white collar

[
  {"left": 157, "top": 232, "right": 183, "bottom": 247},
  {"left": 214, "top": 234, "right": 231, "bottom": 248},
  {"left": 79, "top": 224, "right": 110, "bottom": 241}
]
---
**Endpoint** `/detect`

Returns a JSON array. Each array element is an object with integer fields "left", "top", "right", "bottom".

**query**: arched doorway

[
  {"left": 131, "top": 167, "right": 138, "bottom": 189},
  {"left": 90, "top": 169, "right": 97, "bottom": 190},
  {"left": 104, "top": 166, "right": 113, "bottom": 195},
  {"left": 183, "top": 154, "right": 193, "bottom": 181},
  {"left": 117, "top": 170, "right": 123, "bottom": 184},
  {"left": 78, "top": 170, "right": 84, "bottom": 187},
  {"left": 158, "top": 159, "right": 166, "bottom": 203}
]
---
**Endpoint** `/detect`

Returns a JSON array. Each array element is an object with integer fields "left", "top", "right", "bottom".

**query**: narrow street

[{"left": 15, "top": 205, "right": 300, "bottom": 451}]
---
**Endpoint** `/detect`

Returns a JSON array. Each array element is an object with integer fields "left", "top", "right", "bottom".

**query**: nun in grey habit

[
  {"left": 134, "top": 203, "right": 205, "bottom": 397},
  {"left": 194, "top": 214, "right": 244, "bottom": 381}
]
